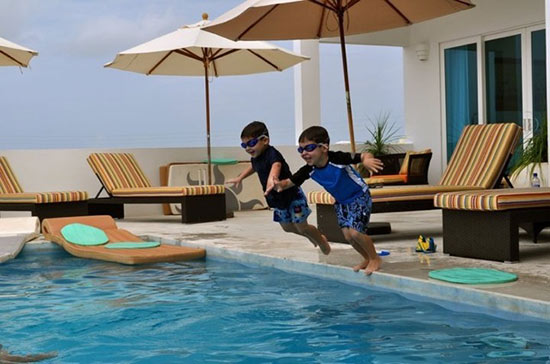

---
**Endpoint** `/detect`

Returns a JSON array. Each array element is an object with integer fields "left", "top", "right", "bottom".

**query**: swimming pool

[{"left": 1, "top": 244, "right": 549, "bottom": 363}]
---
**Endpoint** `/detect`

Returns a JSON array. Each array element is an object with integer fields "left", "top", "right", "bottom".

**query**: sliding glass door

[
  {"left": 443, "top": 26, "right": 546, "bottom": 163},
  {"left": 444, "top": 44, "right": 478, "bottom": 161},
  {"left": 485, "top": 34, "right": 522, "bottom": 126}
]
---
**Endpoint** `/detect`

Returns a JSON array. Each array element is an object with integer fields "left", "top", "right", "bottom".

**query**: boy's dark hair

[
  {"left": 241, "top": 121, "right": 269, "bottom": 138},
  {"left": 299, "top": 126, "right": 330, "bottom": 145}
]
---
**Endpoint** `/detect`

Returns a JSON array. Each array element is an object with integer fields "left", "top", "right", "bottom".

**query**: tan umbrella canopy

[
  {"left": 0, "top": 36, "right": 38, "bottom": 67},
  {"left": 205, "top": 0, "right": 475, "bottom": 152},
  {"left": 106, "top": 14, "right": 309, "bottom": 184}
]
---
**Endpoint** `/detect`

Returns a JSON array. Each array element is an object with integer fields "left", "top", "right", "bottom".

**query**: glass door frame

[
  {"left": 439, "top": 36, "right": 483, "bottom": 165},
  {"left": 440, "top": 23, "right": 545, "bottom": 168}
]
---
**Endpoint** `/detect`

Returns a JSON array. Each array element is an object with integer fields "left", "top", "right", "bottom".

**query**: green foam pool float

[
  {"left": 61, "top": 223, "right": 109, "bottom": 246},
  {"left": 104, "top": 242, "right": 160, "bottom": 249},
  {"left": 428, "top": 268, "right": 517, "bottom": 284},
  {"left": 202, "top": 158, "right": 238, "bottom": 165}
]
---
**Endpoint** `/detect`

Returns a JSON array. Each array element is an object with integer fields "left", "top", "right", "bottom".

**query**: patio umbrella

[
  {"left": 105, "top": 14, "right": 309, "bottom": 184},
  {"left": 0, "top": 36, "right": 38, "bottom": 67},
  {"left": 204, "top": 0, "right": 475, "bottom": 152}
]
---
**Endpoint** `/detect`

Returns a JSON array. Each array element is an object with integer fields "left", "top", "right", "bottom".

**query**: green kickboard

[
  {"left": 202, "top": 158, "right": 238, "bottom": 165},
  {"left": 104, "top": 242, "right": 160, "bottom": 249},
  {"left": 428, "top": 268, "right": 518, "bottom": 284},
  {"left": 61, "top": 223, "right": 109, "bottom": 246}
]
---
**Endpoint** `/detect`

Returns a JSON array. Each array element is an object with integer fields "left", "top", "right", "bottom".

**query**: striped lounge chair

[
  {"left": 309, "top": 123, "right": 522, "bottom": 242},
  {"left": 0, "top": 156, "right": 88, "bottom": 220},
  {"left": 434, "top": 188, "right": 550, "bottom": 262},
  {"left": 87, "top": 153, "right": 226, "bottom": 223}
]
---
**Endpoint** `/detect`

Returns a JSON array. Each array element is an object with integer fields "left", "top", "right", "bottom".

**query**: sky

[{"left": 0, "top": 0, "right": 404, "bottom": 150}]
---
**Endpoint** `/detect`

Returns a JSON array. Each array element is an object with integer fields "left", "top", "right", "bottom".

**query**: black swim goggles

[
  {"left": 241, "top": 135, "right": 267, "bottom": 149},
  {"left": 297, "top": 143, "right": 326, "bottom": 153}
]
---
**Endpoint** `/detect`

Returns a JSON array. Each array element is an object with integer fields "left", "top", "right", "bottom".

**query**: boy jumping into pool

[
  {"left": 227, "top": 121, "right": 331, "bottom": 255},
  {"left": 267, "top": 126, "right": 384, "bottom": 275}
]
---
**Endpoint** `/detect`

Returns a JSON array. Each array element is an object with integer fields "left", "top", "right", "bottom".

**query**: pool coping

[{"left": 146, "top": 235, "right": 550, "bottom": 323}]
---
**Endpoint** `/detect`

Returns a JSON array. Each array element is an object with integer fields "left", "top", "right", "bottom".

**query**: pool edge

[{"left": 147, "top": 235, "right": 550, "bottom": 322}]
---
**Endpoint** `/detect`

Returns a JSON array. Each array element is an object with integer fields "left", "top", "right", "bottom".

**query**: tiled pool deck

[{"left": 89, "top": 208, "right": 550, "bottom": 322}]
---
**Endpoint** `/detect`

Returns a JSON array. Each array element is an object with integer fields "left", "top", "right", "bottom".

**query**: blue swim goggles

[
  {"left": 241, "top": 135, "right": 267, "bottom": 149},
  {"left": 297, "top": 143, "right": 325, "bottom": 153}
]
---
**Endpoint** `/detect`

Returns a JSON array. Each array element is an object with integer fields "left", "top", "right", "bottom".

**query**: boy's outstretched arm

[
  {"left": 360, "top": 152, "right": 384, "bottom": 176},
  {"left": 226, "top": 164, "right": 255, "bottom": 188},
  {"left": 265, "top": 162, "right": 282, "bottom": 195},
  {"left": 265, "top": 177, "right": 295, "bottom": 195}
]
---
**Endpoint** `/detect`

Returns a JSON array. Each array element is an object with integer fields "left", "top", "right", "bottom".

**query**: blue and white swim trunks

[
  {"left": 273, "top": 189, "right": 311, "bottom": 224},
  {"left": 334, "top": 193, "right": 372, "bottom": 234}
]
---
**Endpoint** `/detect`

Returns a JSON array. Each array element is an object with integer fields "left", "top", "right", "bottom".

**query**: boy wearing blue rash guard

[
  {"left": 227, "top": 121, "right": 331, "bottom": 255},
  {"left": 268, "top": 126, "right": 384, "bottom": 275}
]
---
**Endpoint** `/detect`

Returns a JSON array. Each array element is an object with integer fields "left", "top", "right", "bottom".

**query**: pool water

[{"left": 1, "top": 244, "right": 549, "bottom": 363}]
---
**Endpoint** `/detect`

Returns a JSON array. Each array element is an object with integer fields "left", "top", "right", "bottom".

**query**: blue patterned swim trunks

[
  {"left": 334, "top": 193, "right": 372, "bottom": 234},
  {"left": 273, "top": 189, "right": 311, "bottom": 224}
]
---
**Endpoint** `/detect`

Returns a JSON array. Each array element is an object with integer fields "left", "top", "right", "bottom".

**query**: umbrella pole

[
  {"left": 337, "top": 10, "right": 356, "bottom": 154},
  {"left": 204, "top": 61, "right": 213, "bottom": 185}
]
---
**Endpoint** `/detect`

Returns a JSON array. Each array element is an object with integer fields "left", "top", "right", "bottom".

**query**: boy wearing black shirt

[{"left": 227, "top": 121, "right": 330, "bottom": 254}]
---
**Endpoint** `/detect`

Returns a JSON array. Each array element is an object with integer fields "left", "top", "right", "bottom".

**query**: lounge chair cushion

[
  {"left": 0, "top": 191, "right": 88, "bottom": 204},
  {"left": 438, "top": 123, "right": 520, "bottom": 188},
  {"left": 0, "top": 156, "right": 89, "bottom": 204},
  {"left": 399, "top": 149, "right": 432, "bottom": 175},
  {"left": 308, "top": 123, "right": 521, "bottom": 206},
  {"left": 434, "top": 187, "right": 550, "bottom": 211},
  {"left": 88, "top": 153, "right": 226, "bottom": 199},
  {"left": 308, "top": 185, "right": 483, "bottom": 205},
  {"left": 0, "top": 156, "right": 23, "bottom": 193},
  {"left": 365, "top": 175, "right": 408, "bottom": 185},
  {"left": 88, "top": 153, "right": 152, "bottom": 191},
  {"left": 110, "top": 185, "right": 225, "bottom": 197}
]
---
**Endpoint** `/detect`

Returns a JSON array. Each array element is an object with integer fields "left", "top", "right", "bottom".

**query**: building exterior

[{"left": 294, "top": 0, "right": 548, "bottom": 185}]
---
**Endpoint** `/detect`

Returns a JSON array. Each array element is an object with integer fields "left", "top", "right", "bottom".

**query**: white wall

[
  {"left": 402, "top": 0, "right": 545, "bottom": 182},
  {"left": 0, "top": 145, "right": 330, "bottom": 217}
]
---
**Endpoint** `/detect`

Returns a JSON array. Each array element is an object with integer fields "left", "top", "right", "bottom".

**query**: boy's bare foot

[
  {"left": 352, "top": 259, "right": 369, "bottom": 272},
  {"left": 364, "top": 257, "right": 382, "bottom": 276},
  {"left": 318, "top": 235, "right": 331, "bottom": 255}
]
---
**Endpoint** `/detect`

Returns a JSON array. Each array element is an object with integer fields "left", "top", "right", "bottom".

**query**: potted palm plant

[
  {"left": 359, "top": 112, "right": 403, "bottom": 177},
  {"left": 510, "top": 117, "right": 548, "bottom": 186}
]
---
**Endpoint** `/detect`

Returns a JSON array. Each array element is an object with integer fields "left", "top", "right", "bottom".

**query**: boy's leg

[
  {"left": 294, "top": 221, "right": 331, "bottom": 255},
  {"left": 335, "top": 193, "right": 380, "bottom": 274},
  {"left": 280, "top": 222, "right": 299, "bottom": 234},
  {"left": 349, "top": 229, "right": 381, "bottom": 275},
  {"left": 276, "top": 188, "right": 332, "bottom": 253},
  {"left": 342, "top": 227, "right": 370, "bottom": 271}
]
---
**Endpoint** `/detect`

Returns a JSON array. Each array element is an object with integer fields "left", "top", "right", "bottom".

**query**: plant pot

[
  {"left": 358, "top": 153, "right": 405, "bottom": 178},
  {"left": 510, "top": 163, "right": 548, "bottom": 187}
]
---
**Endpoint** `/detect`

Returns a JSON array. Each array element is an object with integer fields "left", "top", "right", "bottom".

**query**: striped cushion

[
  {"left": 0, "top": 156, "right": 24, "bottom": 194},
  {"left": 308, "top": 185, "right": 483, "bottom": 205},
  {"left": 88, "top": 153, "right": 152, "bottom": 192},
  {"left": 439, "top": 123, "right": 521, "bottom": 188},
  {"left": 111, "top": 185, "right": 225, "bottom": 197},
  {"left": 308, "top": 191, "right": 336, "bottom": 204},
  {"left": 366, "top": 175, "right": 407, "bottom": 185},
  {"left": 308, "top": 124, "right": 520, "bottom": 207},
  {"left": 399, "top": 149, "right": 431, "bottom": 175},
  {"left": 434, "top": 188, "right": 550, "bottom": 211},
  {"left": 0, "top": 191, "right": 88, "bottom": 204}
]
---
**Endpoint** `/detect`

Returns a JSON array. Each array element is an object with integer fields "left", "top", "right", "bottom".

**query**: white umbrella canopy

[
  {"left": 205, "top": 0, "right": 475, "bottom": 152},
  {"left": 0, "top": 36, "right": 38, "bottom": 67},
  {"left": 106, "top": 15, "right": 308, "bottom": 184}
]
